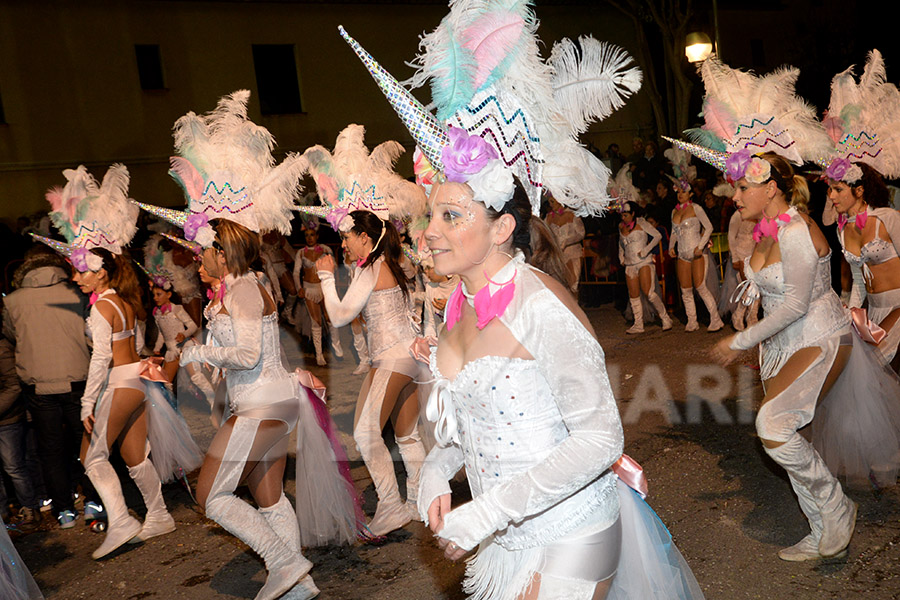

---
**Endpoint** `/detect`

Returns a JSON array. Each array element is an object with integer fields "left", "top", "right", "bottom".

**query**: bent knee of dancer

[{"left": 755, "top": 403, "right": 802, "bottom": 446}]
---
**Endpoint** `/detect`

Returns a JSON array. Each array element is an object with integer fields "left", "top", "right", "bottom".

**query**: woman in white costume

[
  {"left": 339, "top": 8, "right": 703, "bottom": 598},
  {"left": 672, "top": 56, "right": 900, "bottom": 560},
  {"left": 138, "top": 91, "right": 360, "bottom": 600},
  {"left": 298, "top": 124, "right": 429, "bottom": 536},
  {"left": 291, "top": 223, "right": 347, "bottom": 367},
  {"left": 544, "top": 196, "right": 584, "bottom": 293},
  {"left": 33, "top": 165, "right": 202, "bottom": 560},
  {"left": 618, "top": 200, "right": 672, "bottom": 333},
  {"left": 821, "top": 50, "right": 900, "bottom": 371},
  {"left": 668, "top": 179, "right": 724, "bottom": 332}
]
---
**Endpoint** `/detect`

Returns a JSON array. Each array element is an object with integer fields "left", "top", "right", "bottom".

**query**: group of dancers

[{"left": 4, "top": 2, "right": 900, "bottom": 599}]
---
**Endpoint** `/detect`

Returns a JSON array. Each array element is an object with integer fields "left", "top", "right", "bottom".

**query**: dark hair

[
  {"left": 349, "top": 210, "right": 408, "bottom": 298},
  {"left": 851, "top": 162, "right": 890, "bottom": 208},
  {"left": 621, "top": 201, "right": 643, "bottom": 218},
  {"left": 486, "top": 185, "right": 573, "bottom": 289},
  {"left": 94, "top": 248, "right": 146, "bottom": 320},
  {"left": 151, "top": 283, "right": 182, "bottom": 306},
  {"left": 759, "top": 152, "right": 810, "bottom": 213},
  {"left": 212, "top": 219, "right": 259, "bottom": 275}
]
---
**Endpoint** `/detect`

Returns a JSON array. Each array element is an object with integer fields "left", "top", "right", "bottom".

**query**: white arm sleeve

[
  {"left": 181, "top": 277, "right": 262, "bottom": 369},
  {"left": 730, "top": 222, "right": 818, "bottom": 350},
  {"left": 152, "top": 316, "right": 165, "bottom": 354},
  {"left": 82, "top": 307, "right": 112, "bottom": 421},
  {"left": 317, "top": 263, "right": 378, "bottom": 327},
  {"left": 174, "top": 305, "right": 199, "bottom": 339},
  {"left": 438, "top": 285, "right": 624, "bottom": 550},
  {"left": 418, "top": 444, "right": 465, "bottom": 526},
  {"left": 693, "top": 203, "right": 714, "bottom": 250},
  {"left": 637, "top": 218, "right": 661, "bottom": 257},
  {"left": 618, "top": 235, "right": 625, "bottom": 265}
]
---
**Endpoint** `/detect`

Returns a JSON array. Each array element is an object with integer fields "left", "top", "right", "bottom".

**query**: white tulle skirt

[
  {"left": 1, "top": 517, "right": 43, "bottom": 599},
  {"left": 812, "top": 331, "right": 900, "bottom": 488},
  {"left": 461, "top": 479, "right": 705, "bottom": 600}
]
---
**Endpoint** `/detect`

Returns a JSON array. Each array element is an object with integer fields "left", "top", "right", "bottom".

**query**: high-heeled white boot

[
  {"left": 259, "top": 495, "right": 319, "bottom": 600},
  {"left": 626, "top": 298, "right": 644, "bottom": 334},
  {"left": 396, "top": 431, "right": 426, "bottom": 522},
  {"left": 695, "top": 284, "right": 724, "bottom": 331},
  {"left": 681, "top": 288, "right": 699, "bottom": 332},
  {"left": 205, "top": 493, "right": 311, "bottom": 600},
  {"left": 352, "top": 330, "right": 371, "bottom": 376},
  {"left": 311, "top": 323, "right": 325, "bottom": 366},
  {"left": 765, "top": 435, "right": 857, "bottom": 560},
  {"left": 329, "top": 323, "right": 344, "bottom": 358},
  {"left": 354, "top": 380, "right": 410, "bottom": 536},
  {"left": 127, "top": 458, "right": 176, "bottom": 543},
  {"left": 731, "top": 302, "right": 747, "bottom": 331},
  {"left": 647, "top": 291, "right": 672, "bottom": 330},
  {"left": 86, "top": 461, "right": 142, "bottom": 559}
]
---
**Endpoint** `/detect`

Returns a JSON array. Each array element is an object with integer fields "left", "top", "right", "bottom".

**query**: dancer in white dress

[
  {"left": 544, "top": 196, "right": 584, "bottom": 293},
  {"left": 668, "top": 180, "right": 724, "bottom": 332},
  {"left": 821, "top": 49, "right": 900, "bottom": 371},
  {"left": 137, "top": 91, "right": 360, "bottom": 600},
  {"left": 671, "top": 56, "right": 900, "bottom": 561},
  {"left": 297, "top": 124, "right": 429, "bottom": 536},
  {"left": 340, "top": 6, "right": 704, "bottom": 598},
  {"left": 33, "top": 165, "right": 202, "bottom": 560},
  {"left": 618, "top": 201, "right": 672, "bottom": 333}
]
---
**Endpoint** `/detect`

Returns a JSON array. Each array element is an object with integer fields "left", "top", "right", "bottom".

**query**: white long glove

[
  {"left": 317, "top": 259, "right": 378, "bottom": 327},
  {"left": 437, "top": 278, "right": 624, "bottom": 551},
  {"left": 182, "top": 274, "right": 262, "bottom": 370},
  {"left": 82, "top": 305, "right": 113, "bottom": 421},
  {"left": 730, "top": 214, "right": 817, "bottom": 351},
  {"left": 637, "top": 217, "right": 662, "bottom": 258}
]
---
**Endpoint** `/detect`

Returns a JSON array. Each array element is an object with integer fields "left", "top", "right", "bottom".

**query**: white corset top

[
  {"left": 362, "top": 286, "right": 416, "bottom": 361},
  {"left": 429, "top": 349, "right": 618, "bottom": 550},
  {"left": 619, "top": 227, "right": 652, "bottom": 266},
  {"left": 841, "top": 219, "right": 899, "bottom": 268},
  {"left": 672, "top": 216, "right": 701, "bottom": 249},
  {"left": 209, "top": 312, "right": 288, "bottom": 410}
]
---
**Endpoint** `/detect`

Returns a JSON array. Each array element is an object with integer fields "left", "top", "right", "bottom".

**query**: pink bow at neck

[
  {"left": 153, "top": 303, "right": 172, "bottom": 316},
  {"left": 206, "top": 283, "right": 226, "bottom": 302},
  {"left": 445, "top": 272, "right": 517, "bottom": 332},
  {"left": 752, "top": 213, "right": 792, "bottom": 243},
  {"left": 675, "top": 201, "right": 692, "bottom": 211},
  {"left": 89, "top": 292, "right": 99, "bottom": 306},
  {"left": 837, "top": 209, "right": 868, "bottom": 232}
]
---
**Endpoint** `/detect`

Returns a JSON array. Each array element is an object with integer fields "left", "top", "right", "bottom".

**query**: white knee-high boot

[
  {"left": 681, "top": 288, "right": 699, "bottom": 332},
  {"left": 731, "top": 302, "right": 747, "bottom": 331},
  {"left": 127, "top": 458, "right": 175, "bottom": 542},
  {"left": 189, "top": 365, "right": 217, "bottom": 404},
  {"left": 206, "top": 493, "right": 310, "bottom": 600},
  {"left": 396, "top": 431, "right": 426, "bottom": 521},
  {"left": 354, "top": 372, "right": 410, "bottom": 536},
  {"left": 259, "top": 495, "right": 319, "bottom": 600},
  {"left": 695, "top": 283, "right": 724, "bottom": 331},
  {"left": 329, "top": 323, "right": 344, "bottom": 358},
  {"left": 626, "top": 298, "right": 644, "bottom": 334},
  {"left": 764, "top": 434, "right": 857, "bottom": 560},
  {"left": 352, "top": 330, "right": 370, "bottom": 376},
  {"left": 311, "top": 323, "right": 325, "bottom": 366},
  {"left": 647, "top": 291, "right": 672, "bottom": 330},
  {"left": 85, "top": 460, "right": 142, "bottom": 559}
]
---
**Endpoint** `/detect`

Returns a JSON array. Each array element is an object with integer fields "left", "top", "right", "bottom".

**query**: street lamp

[{"left": 685, "top": 32, "right": 713, "bottom": 63}]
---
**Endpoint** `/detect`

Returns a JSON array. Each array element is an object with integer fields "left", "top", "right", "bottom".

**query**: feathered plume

[
  {"left": 549, "top": 36, "right": 642, "bottom": 136},
  {"left": 824, "top": 49, "right": 900, "bottom": 178}
]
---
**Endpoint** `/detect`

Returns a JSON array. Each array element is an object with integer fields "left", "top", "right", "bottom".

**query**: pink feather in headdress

[
  {"left": 702, "top": 97, "right": 738, "bottom": 140},
  {"left": 462, "top": 10, "right": 525, "bottom": 90},
  {"left": 169, "top": 156, "right": 206, "bottom": 202}
]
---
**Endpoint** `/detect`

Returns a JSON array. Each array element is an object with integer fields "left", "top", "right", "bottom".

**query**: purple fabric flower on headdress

[
  {"left": 441, "top": 128, "right": 498, "bottom": 183},
  {"left": 71, "top": 247, "right": 91, "bottom": 273},
  {"left": 184, "top": 212, "right": 209, "bottom": 241},
  {"left": 826, "top": 158, "right": 855, "bottom": 182},
  {"left": 725, "top": 149, "right": 753, "bottom": 182},
  {"left": 326, "top": 207, "right": 351, "bottom": 231}
]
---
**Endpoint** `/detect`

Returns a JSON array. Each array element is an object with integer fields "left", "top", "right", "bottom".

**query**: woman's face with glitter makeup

[
  {"left": 424, "top": 181, "right": 493, "bottom": 278},
  {"left": 827, "top": 180, "right": 862, "bottom": 215}
]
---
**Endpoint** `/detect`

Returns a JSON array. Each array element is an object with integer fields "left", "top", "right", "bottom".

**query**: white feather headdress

[
  {"left": 822, "top": 49, "right": 900, "bottom": 181},
  {"left": 33, "top": 164, "right": 139, "bottom": 272},
  {"left": 669, "top": 56, "right": 832, "bottom": 177},
  {"left": 134, "top": 91, "right": 305, "bottom": 247},
  {"left": 340, "top": 1, "right": 641, "bottom": 217},
  {"left": 297, "top": 124, "right": 427, "bottom": 232}
]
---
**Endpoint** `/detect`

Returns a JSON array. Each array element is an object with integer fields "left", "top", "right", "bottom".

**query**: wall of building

[{"left": 0, "top": 1, "right": 651, "bottom": 221}]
